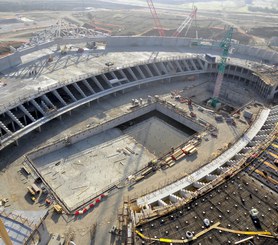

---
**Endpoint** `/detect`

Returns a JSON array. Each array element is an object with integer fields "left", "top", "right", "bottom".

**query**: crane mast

[
  {"left": 146, "top": 0, "right": 165, "bottom": 37},
  {"left": 173, "top": 6, "right": 197, "bottom": 37},
  {"left": 213, "top": 27, "right": 234, "bottom": 98}
]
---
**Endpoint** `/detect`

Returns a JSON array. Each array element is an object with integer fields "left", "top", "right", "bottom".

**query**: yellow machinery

[
  {"left": 53, "top": 204, "right": 63, "bottom": 214},
  {"left": 0, "top": 218, "right": 13, "bottom": 245}
]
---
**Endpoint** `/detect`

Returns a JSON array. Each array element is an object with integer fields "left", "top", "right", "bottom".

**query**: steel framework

[
  {"left": 146, "top": 0, "right": 165, "bottom": 36},
  {"left": 213, "top": 27, "right": 234, "bottom": 98},
  {"left": 173, "top": 6, "right": 197, "bottom": 37}
]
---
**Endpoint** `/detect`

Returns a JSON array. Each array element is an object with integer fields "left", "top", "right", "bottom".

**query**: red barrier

[{"left": 74, "top": 193, "right": 108, "bottom": 216}]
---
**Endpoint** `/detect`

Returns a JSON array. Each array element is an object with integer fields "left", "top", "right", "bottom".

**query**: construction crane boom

[
  {"left": 213, "top": 27, "right": 234, "bottom": 98},
  {"left": 146, "top": 0, "right": 165, "bottom": 36},
  {"left": 173, "top": 6, "right": 197, "bottom": 37},
  {"left": 0, "top": 219, "right": 13, "bottom": 245}
]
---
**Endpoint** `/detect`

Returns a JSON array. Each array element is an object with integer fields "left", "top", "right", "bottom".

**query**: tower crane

[
  {"left": 146, "top": 0, "right": 165, "bottom": 37},
  {"left": 173, "top": 6, "right": 197, "bottom": 38},
  {"left": 212, "top": 26, "right": 234, "bottom": 100}
]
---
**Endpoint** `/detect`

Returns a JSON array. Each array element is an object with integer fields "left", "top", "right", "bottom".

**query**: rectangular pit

[{"left": 28, "top": 102, "right": 203, "bottom": 211}]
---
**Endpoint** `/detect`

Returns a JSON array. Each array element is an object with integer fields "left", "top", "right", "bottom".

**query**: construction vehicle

[
  {"left": 146, "top": 0, "right": 165, "bottom": 36},
  {"left": 27, "top": 184, "right": 41, "bottom": 202},
  {"left": 53, "top": 204, "right": 63, "bottom": 214},
  {"left": 173, "top": 6, "right": 198, "bottom": 38}
]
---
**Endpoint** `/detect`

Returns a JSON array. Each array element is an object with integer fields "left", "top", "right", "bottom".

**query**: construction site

[{"left": 0, "top": 0, "right": 277, "bottom": 244}]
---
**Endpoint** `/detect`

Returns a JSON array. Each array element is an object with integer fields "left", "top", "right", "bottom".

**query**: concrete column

[
  {"left": 204, "top": 61, "right": 208, "bottom": 70},
  {"left": 11, "top": 121, "right": 16, "bottom": 131},
  {"left": 23, "top": 115, "right": 27, "bottom": 125}
]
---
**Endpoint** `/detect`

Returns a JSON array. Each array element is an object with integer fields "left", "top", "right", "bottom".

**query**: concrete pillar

[
  {"left": 11, "top": 121, "right": 16, "bottom": 131},
  {"left": 23, "top": 115, "right": 27, "bottom": 125},
  {"left": 35, "top": 110, "right": 38, "bottom": 120}
]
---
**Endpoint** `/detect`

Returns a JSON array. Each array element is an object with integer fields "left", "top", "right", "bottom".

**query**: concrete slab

[{"left": 33, "top": 128, "right": 155, "bottom": 210}]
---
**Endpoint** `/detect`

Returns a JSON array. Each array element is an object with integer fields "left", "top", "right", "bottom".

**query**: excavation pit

[{"left": 28, "top": 102, "right": 202, "bottom": 211}]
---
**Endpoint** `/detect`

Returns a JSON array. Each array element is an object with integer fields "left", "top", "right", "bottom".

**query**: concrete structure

[
  {"left": 0, "top": 51, "right": 277, "bottom": 151},
  {"left": 136, "top": 108, "right": 270, "bottom": 207},
  {"left": 0, "top": 208, "right": 49, "bottom": 245},
  {"left": 0, "top": 31, "right": 277, "bottom": 244}
]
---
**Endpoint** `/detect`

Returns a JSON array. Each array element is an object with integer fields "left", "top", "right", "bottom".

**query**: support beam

[
  {"left": 197, "top": 58, "right": 205, "bottom": 70},
  {"left": 135, "top": 66, "right": 146, "bottom": 79},
  {"left": 127, "top": 67, "right": 138, "bottom": 81},
  {"left": 82, "top": 79, "right": 95, "bottom": 94},
  {"left": 174, "top": 60, "right": 183, "bottom": 72},
  {"left": 180, "top": 59, "right": 190, "bottom": 71},
  {"left": 119, "top": 70, "right": 128, "bottom": 80},
  {"left": 42, "top": 94, "right": 55, "bottom": 109},
  {"left": 110, "top": 71, "right": 118, "bottom": 79},
  {"left": 63, "top": 86, "right": 77, "bottom": 102},
  {"left": 143, "top": 64, "right": 154, "bottom": 77},
  {"left": 18, "top": 104, "right": 36, "bottom": 122},
  {"left": 188, "top": 59, "right": 198, "bottom": 70},
  {"left": 100, "top": 74, "right": 113, "bottom": 88},
  {"left": 160, "top": 62, "right": 170, "bottom": 73},
  {"left": 92, "top": 77, "right": 105, "bottom": 91},
  {"left": 52, "top": 90, "right": 67, "bottom": 106},
  {"left": 152, "top": 63, "right": 162, "bottom": 75},
  {"left": 0, "top": 121, "right": 13, "bottom": 135},
  {"left": 31, "top": 99, "right": 46, "bottom": 116},
  {"left": 6, "top": 110, "right": 24, "bottom": 128},
  {"left": 73, "top": 82, "right": 87, "bottom": 98}
]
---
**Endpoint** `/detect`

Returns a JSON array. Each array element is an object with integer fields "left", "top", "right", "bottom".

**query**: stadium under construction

[{"left": 0, "top": 9, "right": 277, "bottom": 245}]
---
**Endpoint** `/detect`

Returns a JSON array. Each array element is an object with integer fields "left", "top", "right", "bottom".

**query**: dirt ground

[{"left": 0, "top": 4, "right": 277, "bottom": 56}]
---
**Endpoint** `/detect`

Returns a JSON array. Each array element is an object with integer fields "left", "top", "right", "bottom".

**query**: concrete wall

[
  {"left": 28, "top": 102, "right": 204, "bottom": 160},
  {"left": 156, "top": 103, "right": 205, "bottom": 132},
  {"left": 0, "top": 52, "right": 22, "bottom": 72},
  {"left": 28, "top": 103, "right": 156, "bottom": 159}
]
